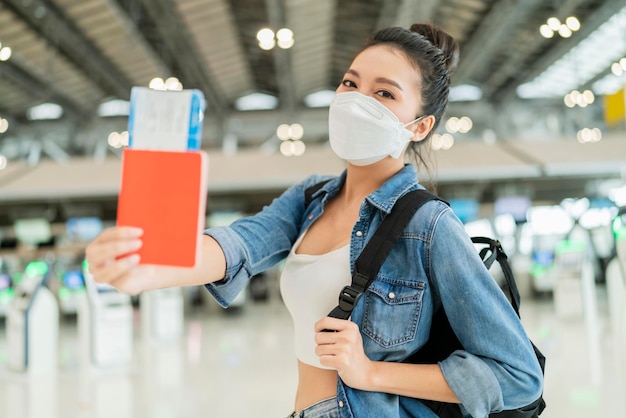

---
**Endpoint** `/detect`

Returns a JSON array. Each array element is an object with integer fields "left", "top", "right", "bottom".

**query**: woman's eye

[
  {"left": 377, "top": 90, "right": 395, "bottom": 99},
  {"left": 342, "top": 79, "right": 356, "bottom": 88}
]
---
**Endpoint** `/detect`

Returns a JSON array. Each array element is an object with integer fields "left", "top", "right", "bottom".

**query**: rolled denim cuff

[
  {"left": 203, "top": 226, "right": 250, "bottom": 307},
  {"left": 439, "top": 350, "right": 503, "bottom": 417}
]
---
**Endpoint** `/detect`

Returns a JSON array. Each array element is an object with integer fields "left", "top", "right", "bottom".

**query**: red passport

[{"left": 117, "top": 148, "right": 209, "bottom": 267}]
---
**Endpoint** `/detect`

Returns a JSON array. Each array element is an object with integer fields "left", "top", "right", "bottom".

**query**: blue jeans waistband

[{"left": 287, "top": 397, "right": 338, "bottom": 418}]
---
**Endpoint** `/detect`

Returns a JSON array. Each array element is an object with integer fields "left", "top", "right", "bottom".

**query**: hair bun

[{"left": 410, "top": 23, "right": 460, "bottom": 72}]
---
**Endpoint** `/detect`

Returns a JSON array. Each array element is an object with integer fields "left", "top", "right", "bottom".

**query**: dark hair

[{"left": 363, "top": 23, "right": 460, "bottom": 185}]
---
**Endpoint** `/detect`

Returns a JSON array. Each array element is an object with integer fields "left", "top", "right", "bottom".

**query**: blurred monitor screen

[
  {"left": 14, "top": 218, "right": 52, "bottom": 245},
  {"left": 66, "top": 217, "right": 103, "bottom": 242},
  {"left": 590, "top": 198, "right": 615, "bottom": 209},
  {"left": 532, "top": 250, "right": 554, "bottom": 266},
  {"left": 63, "top": 270, "right": 85, "bottom": 290},
  {"left": 494, "top": 196, "right": 531, "bottom": 223},
  {"left": 0, "top": 273, "right": 11, "bottom": 291},
  {"left": 448, "top": 199, "right": 479, "bottom": 224}
]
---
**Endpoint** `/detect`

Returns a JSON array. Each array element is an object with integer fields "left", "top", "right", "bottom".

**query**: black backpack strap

[
  {"left": 471, "top": 237, "right": 521, "bottom": 315},
  {"left": 327, "top": 189, "right": 440, "bottom": 320},
  {"left": 304, "top": 179, "right": 331, "bottom": 208}
]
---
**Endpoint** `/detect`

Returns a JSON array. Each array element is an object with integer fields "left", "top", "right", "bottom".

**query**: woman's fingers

[
  {"left": 97, "top": 226, "right": 143, "bottom": 241},
  {"left": 314, "top": 316, "right": 354, "bottom": 333},
  {"left": 85, "top": 227, "right": 144, "bottom": 287},
  {"left": 88, "top": 239, "right": 142, "bottom": 270},
  {"left": 92, "top": 253, "right": 141, "bottom": 285},
  {"left": 86, "top": 227, "right": 143, "bottom": 268}
]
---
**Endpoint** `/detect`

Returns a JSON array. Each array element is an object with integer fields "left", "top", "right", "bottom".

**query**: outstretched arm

[{"left": 85, "top": 227, "right": 227, "bottom": 294}]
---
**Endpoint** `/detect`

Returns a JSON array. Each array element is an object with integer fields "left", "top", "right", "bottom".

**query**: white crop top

[{"left": 279, "top": 231, "right": 351, "bottom": 369}]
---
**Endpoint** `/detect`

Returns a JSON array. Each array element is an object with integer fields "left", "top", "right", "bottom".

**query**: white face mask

[{"left": 328, "top": 91, "right": 424, "bottom": 166}]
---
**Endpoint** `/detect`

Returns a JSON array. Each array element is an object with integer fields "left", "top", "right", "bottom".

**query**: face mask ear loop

[{"left": 403, "top": 114, "right": 426, "bottom": 128}]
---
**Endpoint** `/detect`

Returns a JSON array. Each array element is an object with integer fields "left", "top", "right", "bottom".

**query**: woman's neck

[{"left": 340, "top": 160, "right": 404, "bottom": 205}]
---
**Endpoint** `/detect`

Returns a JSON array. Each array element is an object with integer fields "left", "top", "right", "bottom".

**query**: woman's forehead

[{"left": 349, "top": 46, "right": 422, "bottom": 88}]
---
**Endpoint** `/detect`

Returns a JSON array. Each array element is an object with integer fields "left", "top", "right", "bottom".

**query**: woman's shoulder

[
  {"left": 405, "top": 188, "right": 452, "bottom": 217},
  {"left": 404, "top": 190, "right": 458, "bottom": 235}
]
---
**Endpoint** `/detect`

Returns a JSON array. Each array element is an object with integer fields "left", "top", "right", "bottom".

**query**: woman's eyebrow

[
  {"left": 345, "top": 69, "right": 360, "bottom": 78},
  {"left": 375, "top": 77, "right": 403, "bottom": 91},
  {"left": 345, "top": 69, "right": 403, "bottom": 91}
]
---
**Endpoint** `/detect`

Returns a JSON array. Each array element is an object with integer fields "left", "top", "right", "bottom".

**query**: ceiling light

[
  {"left": 257, "top": 28, "right": 275, "bottom": 43},
  {"left": 164, "top": 77, "right": 183, "bottom": 91},
  {"left": 257, "top": 27, "right": 294, "bottom": 50},
  {"left": 235, "top": 92, "right": 279, "bottom": 111},
  {"left": 280, "top": 139, "right": 306, "bottom": 157},
  {"left": 541, "top": 16, "right": 580, "bottom": 39},
  {"left": 97, "top": 99, "right": 130, "bottom": 117},
  {"left": 108, "top": 131, "right": 128, "bottom": 148},
  {"left": 304, "top": 89, "right": 335, "bottom": 108},
  {"left": 449, "top": 84, "right": 483, "bottom": 102},
  {"left": 547, "top": 17, "right": 561, "bottom": 31},
  {"left": 277, "top": 38, "right": 294, "bottom": 49},
  {"left": 276, "top": 124, "right": 291, "bottom": 140},
  {"left": 0, "top": 155, "right": 7, "bottom": 170},
  {"left": 277, "top": 122, "right": 305, "bottom": 156},
  {"left": 566, "top": 16, "right": 581, "bottom": 31},
  {"left": 149, "top": 77, "right": 166, "bottom": 90},
  {"left": 518, "top": 5, "right": 626, "bottom": 99},
  {"left": 289, "top": 123, "right": 303, "bottom": 140},
  {"left": 259, "top": 40, "right": 276, "bottom": 50},
  {"left": 276, "top": 28, "right": 294, "bottom": 49},
  {"left": 445, "top": 117, "right": 459, "bottom": 133},
  {"left": 0, "top": 117, "right": 8, "bottom": 133},
  {"left": 149, "top": 76, "right": 183, "bottom": 91},
  {"left": 564, "top": 89, "right": 595, "bottom": 108},
  {"left": 431, "top": 133, "right": 454, "bottom": 150},
  {"left": 558, "top": 25, "right": 572, "bottom": 38},
  {"left": 108, "top": 132, "right": 122, "bottom": 148},
  {"left": 0, "top": 46, "right": 11, "bottom": 61},
  {"left": 276, "top": 123, "right": 304, "bottom": 141},
  {"left": 27, "top": 103, "right": 63, "bottom": 120},
  {"left": 576, "top": 127, "right": 602, "bottom": 143},
  {"left": 539, "top": 25, "right": 554, "bottom": 39},
  {"left": 458, "top": 116, "right": 473, "bottom": 133},
  {"left": 292, "top": 140, "right": 305, "bottom": 156}
]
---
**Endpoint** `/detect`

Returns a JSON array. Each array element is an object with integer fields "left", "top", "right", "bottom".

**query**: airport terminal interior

[{"left": 1, "top": 0, "right": 626, "bottom": 417}]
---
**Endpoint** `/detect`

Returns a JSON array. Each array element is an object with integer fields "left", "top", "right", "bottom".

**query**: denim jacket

[{"left": 204, "top": 164, "right": 543, "bottom": 418}]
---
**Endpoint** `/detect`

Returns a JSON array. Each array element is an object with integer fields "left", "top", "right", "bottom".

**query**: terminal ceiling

[{"left": 0, "top": 0, "right": 623, "bottom": 157}]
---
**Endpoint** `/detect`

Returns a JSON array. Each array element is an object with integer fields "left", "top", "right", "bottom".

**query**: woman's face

[{"left": 336, "top": 44, "right": 423, "bottom": 124}]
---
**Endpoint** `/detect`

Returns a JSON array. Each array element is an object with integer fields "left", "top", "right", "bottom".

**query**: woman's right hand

[
  {"left": 85, "top": 226, "right": 144, "bottom": 293},
  {"left": 86, "top": 226, "right": 227, "bottom": 295}
]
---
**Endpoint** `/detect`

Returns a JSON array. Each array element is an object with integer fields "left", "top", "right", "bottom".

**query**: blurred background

[{"left": 0, "top": 0, "right": 625, "bottom": 417}]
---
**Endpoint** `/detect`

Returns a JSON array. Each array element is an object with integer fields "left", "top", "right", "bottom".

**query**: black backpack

[{"left": 305, "top": 183, "right": 546, "bottom": 418}]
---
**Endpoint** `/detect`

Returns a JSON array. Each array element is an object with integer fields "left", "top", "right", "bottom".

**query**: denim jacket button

[
  {"left": 355, "top": 231, "right": 363, "bottom": 237},
  {"left": 388, "top": 292, "right": 396, "bottom": 299},
  {"left": 339, "top": 400, "right": 344, "bottom": 408},
  {"left": 308, "top": 214, "right": 313, "bottom": 220}
]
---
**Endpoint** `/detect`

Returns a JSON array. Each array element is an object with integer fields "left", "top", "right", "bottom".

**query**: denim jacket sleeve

[
  {"left": 428, "top": 208, "right": 544, "bottom": 417},
  {"left": 203, "top": 174, "right": 330, "bottom": 307}
]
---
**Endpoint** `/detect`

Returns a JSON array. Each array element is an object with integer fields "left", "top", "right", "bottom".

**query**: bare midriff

[{"left": 294, "top": 360, "right": 339, "bottom": 411}]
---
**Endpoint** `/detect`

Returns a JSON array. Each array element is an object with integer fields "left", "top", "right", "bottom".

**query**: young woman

[{"left": 86, "top": 23, "right": 543, "bottom": 418}]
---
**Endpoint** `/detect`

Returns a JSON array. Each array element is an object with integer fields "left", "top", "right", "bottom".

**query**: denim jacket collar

[{"left": 316, "top": 164, "right": 420, "bottom": 215}]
